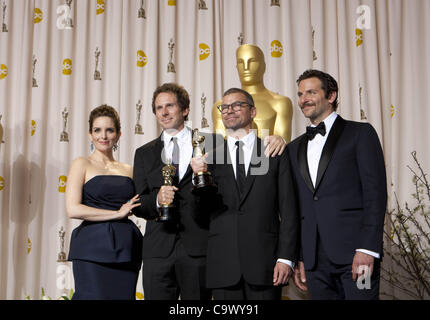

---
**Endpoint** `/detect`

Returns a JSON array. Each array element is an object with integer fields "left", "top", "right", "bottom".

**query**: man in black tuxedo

[
  {"left": 288, "top": 70, "right": 387, "bottom": 299},
  {"left": 133, "top": 83, "right": 213, "bottom": 300},
  {"left": 191, "top": 88, "right": 299, "bottom": 300}
]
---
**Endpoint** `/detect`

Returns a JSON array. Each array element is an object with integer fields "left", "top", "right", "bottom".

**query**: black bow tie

[{"left": 306, "top": 122, "right": 326, "bottom": 140}]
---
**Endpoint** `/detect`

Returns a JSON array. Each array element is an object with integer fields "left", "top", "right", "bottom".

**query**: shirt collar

[
  {"left": 227, "top": 130, "right": 256, "bottom": 153},
  {"left": 162, "top": 126, "right": 191, "bottom": 145},
  {"left": 311, "top": 112, "right": 338, "bottom": 134}
]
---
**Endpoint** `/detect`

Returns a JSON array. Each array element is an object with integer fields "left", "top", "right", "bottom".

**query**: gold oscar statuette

[
  {"left": 192, "top": 128, "right": 216, "bottom": 195},
  {"left": 201, "top": 93, "right": 209, "bottom": 128},
  {"left": 60, "top": 107, "right": 69, "bottom": 142},
  {"left": 312, "top": 27, "right": 318, "bottom": 61},
  {"left": 237, "top": 32, "right": 244, "bottom": 46},
  {"left": 198, "top": 0, "right": 208, "bottom": 10},
  {"left": 135, "top": 100, "right": 144, "bottom": 135},
  {"left": 270, "top": 0, "right": 280, "bottom": 7},
  {"left": 138, "top": 0, "right": 146, "bottom": 19},
  {"left": 167, "top": 38, "right": 176, "bottom": 73},
  {"left": 2, "top": 1, "right": 8, "bottom": 33},
  {"left": 359, "top": 86, "right": 367, "bottom": 120},
  {"left": 57, "top": 227, "right": 67, "bottom": 262},
  {"left": 32, "top": 55, "right": 38, "bottom": 88},
  {"left": 157, "top": 160, "right": 177, "bottom": 222},
  {"left": 94, "top": 47, "right": 102, "bottom": 80},
  {"left": 212, "top": 44, "right": 293, "bottom": 142},
  {"left": 64, "top": 0, "right": 73, "bottom": 28}
]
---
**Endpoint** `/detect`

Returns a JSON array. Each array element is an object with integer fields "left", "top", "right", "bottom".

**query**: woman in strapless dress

[{"left": 66, "top": 105, "right": 143, "bottom": 300}]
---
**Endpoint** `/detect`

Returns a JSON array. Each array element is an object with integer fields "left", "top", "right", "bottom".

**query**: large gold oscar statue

[{"left": 212, "top": 44, "right": 293, "bottom": 142}]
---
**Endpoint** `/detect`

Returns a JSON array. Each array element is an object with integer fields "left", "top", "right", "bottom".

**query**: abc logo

[
  {"left": 31, "top": 120, "right": 37, "bottom": 136},
  {"left": 34, "top": 8, "right": 43, "bottom": 24},
  {"left": 58, "top": 176, "right": 67, "bottom": 193},
  {"left": 199, "top": 43, "right": 210, "bottom": 61},
  {"left": 356, "top": 29, "right": 363, "bottom": 47},
  {"left": 27, "top": 238, "right": 32, "bottom": 254},
  {"left": 271, "top": 40, "right": 283, "bottom": 58},
  {"left": 168, "top": 0, "right": 176, "bottom": 6},
  {"left": 62, "top": 59, "right": 72, "bottom": 75},
  {"left": 96, "top": 0, "right": 105, "bottom": 15},
  {"left": 137, "top": 50, "right": 148, "bottom": 67},
  {"left": 0, "top": 64, "right": 7, "bottom": 80},
  {"left": 0, "top": 176, "right": 4, "bottom": 191}
]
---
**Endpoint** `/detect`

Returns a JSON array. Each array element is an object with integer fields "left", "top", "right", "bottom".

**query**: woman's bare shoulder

[{"left": 117, "top": 161, "right": 133, "bottom": 178}]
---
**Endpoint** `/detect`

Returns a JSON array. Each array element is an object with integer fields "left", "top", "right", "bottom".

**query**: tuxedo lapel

[
  {"left": 146, "top": 135, "right": 165, "bottom": 186},
  {"left": 297, "top": 135, "right": 315, "bottom": 193},
  {"left": 180, "top": 165, "right": 192, "bottom": 185},
  {"left": 314, "top": 116, "right": 346, "bottom": 191},
  {"left": 156, "top": 135, "right": 166, "bottom": 166},
  {"left": 180, "top": 133, "right": 194, "bottom": 184}
]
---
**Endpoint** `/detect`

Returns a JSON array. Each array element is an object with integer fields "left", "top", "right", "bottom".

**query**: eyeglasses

[{"left": 217, "top": 101, "right": 252, "bottom": 114}]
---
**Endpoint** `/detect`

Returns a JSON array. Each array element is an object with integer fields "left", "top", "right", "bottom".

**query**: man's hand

[
  {"left": 352, "top": 251, "right": 374, "bottom": 281},
  {"left": 293, "top": 261, "right": 308, "bottom": 291},
  {"left": 273, "top": 262, "right": 292, "bottom": 286},
  {"left": 264, "top": 135, "right": 287, "bottom": 157},
  {"left": 157, "top": 185, "right": 178, "bottom": 206},
  {"left": 190, "top": 153, "right": 208, "bottom": 174}
]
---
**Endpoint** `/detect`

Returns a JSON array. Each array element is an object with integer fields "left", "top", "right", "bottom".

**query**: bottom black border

[{"left": 1, "top": 300, "right": 429, "bottom": 319}]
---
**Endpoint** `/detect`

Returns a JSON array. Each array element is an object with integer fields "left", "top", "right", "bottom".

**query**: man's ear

[
  {"left": 183, "top": 107, "right": 190, "bottom": 119},
  {"left": 250, "top": 106, "right": 257, "bottom": 120},
  {"left": 328, "top": 91, "right": 337, "bottom": 104}
]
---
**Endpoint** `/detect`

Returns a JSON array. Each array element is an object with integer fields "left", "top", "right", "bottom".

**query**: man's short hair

[
  {"left": 152, "top": 83, "right": 190, "bottom": 121},
  {"left": 223, "top": 87, "right": 255, "bottom": 107},
  {"left": 297, "top": 69, "right": 339, "bottom": 111}
]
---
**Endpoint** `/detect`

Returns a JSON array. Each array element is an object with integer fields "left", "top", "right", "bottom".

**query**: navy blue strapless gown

[{"left": 68, "top": 175, "right": 143, "bottom": 300}]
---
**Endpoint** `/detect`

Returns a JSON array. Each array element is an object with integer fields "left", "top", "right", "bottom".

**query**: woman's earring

[
  {"left": 113, "top": 143, "right": 118, "bottom": 152},
  {"left": 90, "top": 142, "right": 95, "bottom": 153}
]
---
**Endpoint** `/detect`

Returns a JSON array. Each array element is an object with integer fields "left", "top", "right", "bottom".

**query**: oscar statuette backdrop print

[{"left": 0, "top": 0, "right": 429, "bottom": 300}]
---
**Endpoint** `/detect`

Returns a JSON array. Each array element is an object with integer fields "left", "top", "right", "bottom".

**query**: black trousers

[
  {"left": 212, "top": 277, "right": 282, "bottom": 300},
  {"left": 305, "top": 235, "right": 380, "bottom": 300},
  {"left": 142, "top": 239, "right": 211, "bottom": 300}
]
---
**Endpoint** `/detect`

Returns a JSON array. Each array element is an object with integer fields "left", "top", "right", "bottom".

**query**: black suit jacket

[
  {"left": 286, "top": 116, "right": 387, "bottom": 270},
  {"left": 201, "top": 137, "right": 299, "bottom": 288},
  {"left": 133, "top": 132, "right": 219, "bottom": 259}
]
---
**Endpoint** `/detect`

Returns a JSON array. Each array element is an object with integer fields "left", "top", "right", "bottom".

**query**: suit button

[{"left": 313, "top": 196, "right": 319, "bottom": 201}]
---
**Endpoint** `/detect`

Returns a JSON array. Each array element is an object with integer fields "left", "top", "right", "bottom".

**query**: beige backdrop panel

[{"left": 0, "top": 0, "right": 429, "bottom": 300}]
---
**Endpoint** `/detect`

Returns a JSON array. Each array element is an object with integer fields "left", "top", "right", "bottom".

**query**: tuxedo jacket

[
  {"left": 286, "top": 116, "right": 387, "bottom": 270},
  {"left": 200, "top": 137, "right": 299, "bottom": 289},
  {"left": 133, "top": 132, "right": 220, "bottom": 259}
]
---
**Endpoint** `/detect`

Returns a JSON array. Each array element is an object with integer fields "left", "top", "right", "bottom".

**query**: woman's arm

[{"left": 65, "top": 158, "right": 140, "bottom": 221}]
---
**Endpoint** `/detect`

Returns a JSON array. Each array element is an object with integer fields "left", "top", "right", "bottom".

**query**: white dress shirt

[
  {"left": 227, "top": 132, "right": 255, "bottom": 178},
  {"left": 156, "top": 127, "right": 193, "bottom": 208},
  {"left": 227, "top": 131, "right": 294, "bottom": 270},
  {"left": 162, "top": 127, "right": 193, "bottom": 181},
  {"left": 306, "top": 112, "right": 380, "bottom": 259}
]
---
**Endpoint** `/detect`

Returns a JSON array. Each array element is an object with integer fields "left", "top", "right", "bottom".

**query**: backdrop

[{"left": 0, "top": 0, "right": 429, "bottom": 300}]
